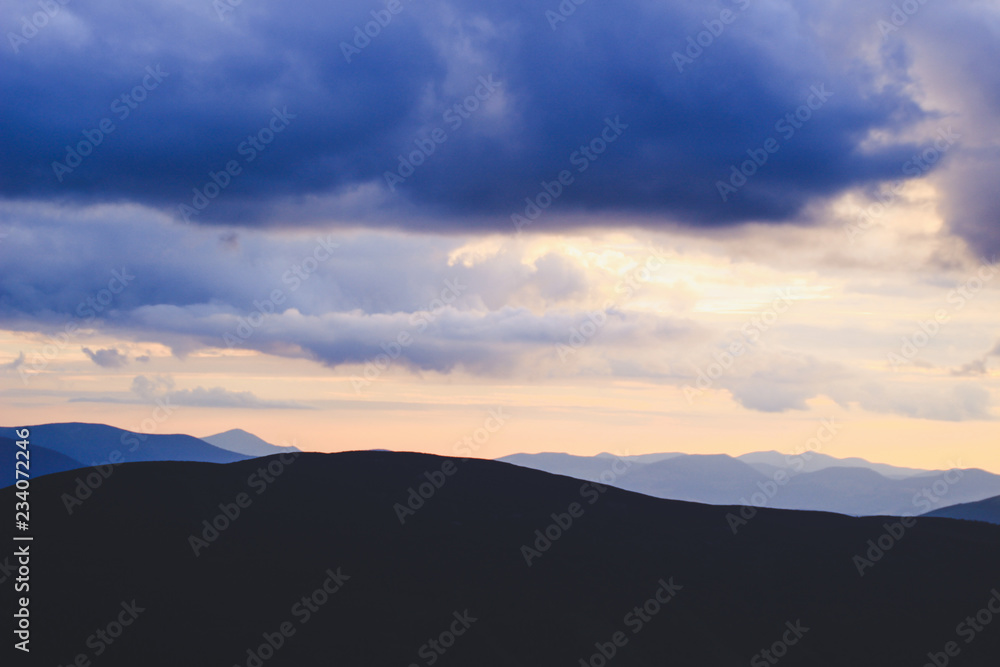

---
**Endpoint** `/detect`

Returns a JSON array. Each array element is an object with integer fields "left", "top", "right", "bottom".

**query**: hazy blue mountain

[
  {"left": 617, "top": 454, "right": 768, "bottom": 505},
  {"left": 773, "top": 467, "right": 1000, "bottom": 516},
  {"left": 597, "top": 451, "right": 685, "bottom": 464},
  {"left": 0, "top": 423, "right": 250, "bottom": 469},
  {"left": 923, "top": 494, "right": 1000, "bottom": 524},
  {"left": 202, "top": 428, "right": 301, "bottom": 456},
  {"left": 501, "top": 451, "right": 1000, "bottom": 516},
  {"left": 737, "top": 450, "right": 930, "bottom": 478},
  {"left": 1, "top": 436, "right": 84, "bottom": 486},
  {"left": 499, "top": 452, "right": 645, "bottom": 485}
]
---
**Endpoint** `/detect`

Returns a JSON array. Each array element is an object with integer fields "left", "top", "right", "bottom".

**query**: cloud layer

[{"left": 2, "top": 0, "right": 998, "bottom": 252}]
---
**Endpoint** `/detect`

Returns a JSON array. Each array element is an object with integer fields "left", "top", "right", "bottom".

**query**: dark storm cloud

[{"left": 1, "top": 0, "right": 954, "bottom": 234}]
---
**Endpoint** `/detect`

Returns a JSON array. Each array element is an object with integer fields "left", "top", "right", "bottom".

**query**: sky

[{"left": 1, "top": 0, "right": 998, "bottom": 471}]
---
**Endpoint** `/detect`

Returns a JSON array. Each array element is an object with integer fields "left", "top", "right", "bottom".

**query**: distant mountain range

[
  {"left": 923, "top": 494, "right": 1000, "bottom": 524},
  {"left": 5, "top": 423, "right": 997, "bottom": 520},
  {"left": 202, "top": 428, "right": 301, "bottom": 457},
  {"left": 0, "top": 436, "right": 84, "bottom": 485},
  {"left": 0, "top": 423, "right": 301, "bottom": 486},
  {"left": 500, "top": 451, "right": 1000, "bottom": 517},
  {"left": 735, "top": 450, "right": 932, "bottom": 478},
  {"left": 0, "top": 423, "right": 250, "bottom": 486},
  {"left": 5, "top": 451, "right": 999, "bottom": 665}
]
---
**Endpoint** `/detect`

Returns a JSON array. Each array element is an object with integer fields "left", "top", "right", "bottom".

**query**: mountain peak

[{"left": 202, "top": 428, "right": 301, "bottom": 457}]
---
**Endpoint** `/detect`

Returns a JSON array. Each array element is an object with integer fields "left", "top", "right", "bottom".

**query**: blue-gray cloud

[
  {"left": 69, "top": 374, "right": 313, "bottom": 409},
  {"left": 6, "top": 0, "right": 988, "bottom": 244},
  {"left": 82, "top": 346, "right": 129, "bottom": 367}
]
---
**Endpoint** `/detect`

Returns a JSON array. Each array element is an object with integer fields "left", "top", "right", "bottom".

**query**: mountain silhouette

[
  {"left": 0, "top": 423, "right": 250, "bottom": 475},
  {"left": 502, "top": 451, "right": 1000, "bottom": 516},
  {"left": 0, "top": 436, "right": 83, "bottom": 486},
  {"left": 736, "top": 450, "right": 931, "bottom": 478},
  {"left": 4, "top": 451, "right": 999, "bottom": 665},
  {"left": 923, "top": 495, "right": 1000, "bottom": 525},
  {"left": 202, "top": 428, "right": 302, "bottom": 457}
]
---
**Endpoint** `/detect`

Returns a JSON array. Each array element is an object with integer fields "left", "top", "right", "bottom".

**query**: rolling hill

[{"left": 4, "top": 451, "right": 998, "bottom": 665}]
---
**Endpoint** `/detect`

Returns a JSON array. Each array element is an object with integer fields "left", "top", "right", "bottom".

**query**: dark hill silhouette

[
  {"left": 4, "top": 452, "right": 1000, "bottom": 665},
  {"left": 924, "top": 495, "right": 1000, "bottom": 525},
  {"left": 0, "top": 422, "right": 250, "bottom": 469},
  {"left": 0, "top": 436, "right": 83, "bottom": 486}
]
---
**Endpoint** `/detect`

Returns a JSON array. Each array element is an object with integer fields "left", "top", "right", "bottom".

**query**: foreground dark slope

[{"left": 4, "top": 452, "right": 1000, "bottom": 666}]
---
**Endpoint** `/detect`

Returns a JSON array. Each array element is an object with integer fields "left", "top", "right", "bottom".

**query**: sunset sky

[{"left": 1, "top": 0, "right": 997, "bottom": 471}]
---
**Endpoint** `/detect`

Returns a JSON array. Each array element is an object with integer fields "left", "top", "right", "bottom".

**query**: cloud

[
  {"left": 0, "top": 202, "right": 994, "bottom": 422},
  {"left": 1, "top": 352, "right": 25, "bottom": 371},
  {"left": 3, "top": 0, "right": 975, "bottom": 243},
  {"left": 847, "top": 382, "right": 995, "bottom": 423},
  {"left": 160, "top": 386, "right": 313, "bottom": 410},
  {"left": 72, "top": 374, "right": 312, "bottom": 410},
  {"left": 130, "top": 374, "right": 174, "bottom": 400},
  {"left": 82, "top": 347, "right": 129, "bottom": 367},
  {"left": 951, "top": 357, "right": 988, "bottom": 377}
]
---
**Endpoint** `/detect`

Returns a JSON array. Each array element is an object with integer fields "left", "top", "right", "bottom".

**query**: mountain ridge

[{"left": 5, "top": 451, "right": 999, "bottom": 665}]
